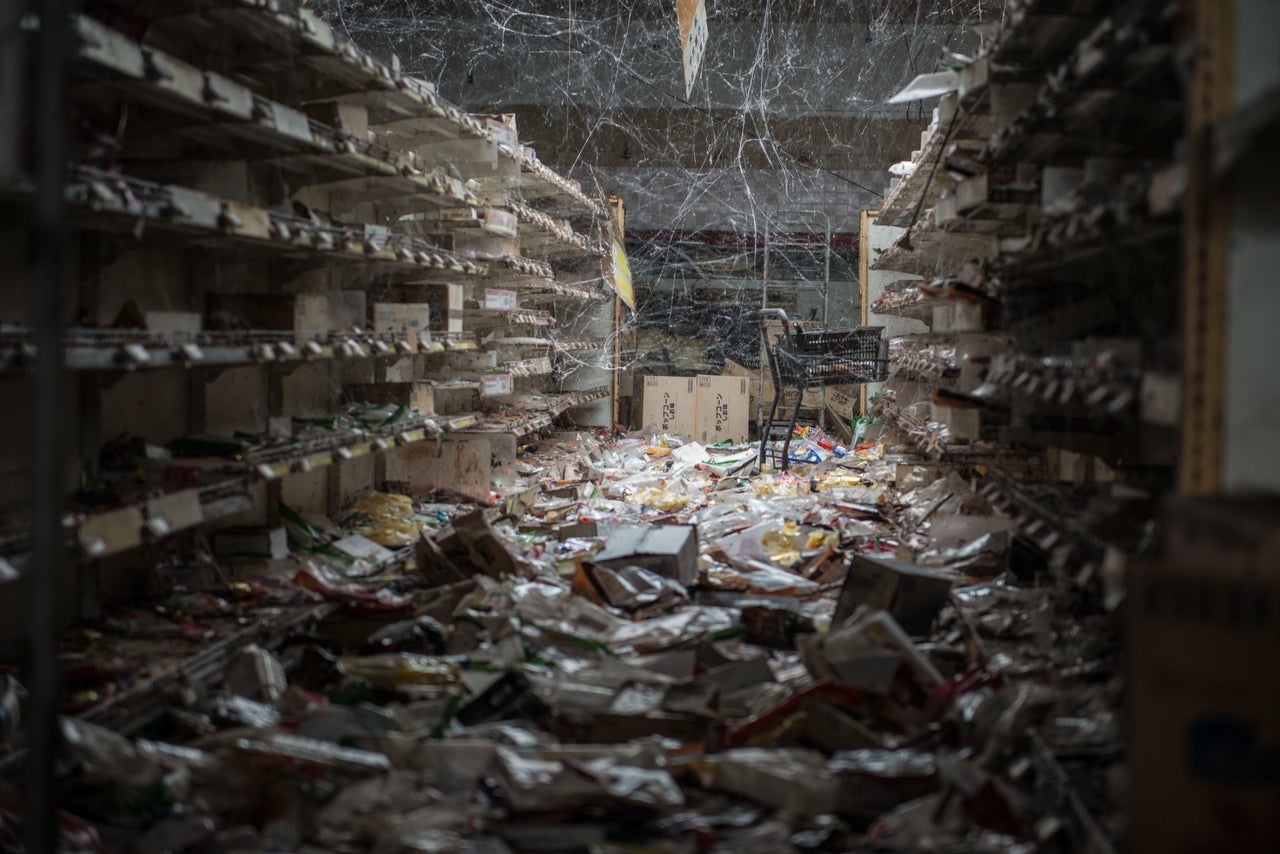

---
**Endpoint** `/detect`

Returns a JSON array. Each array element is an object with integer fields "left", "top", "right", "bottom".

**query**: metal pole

[
  {"left": 757, "top": 228, "right": 770, "bottom": 430},
  {"left": 27, "top": 0, "right": 71, "bottom": 848}
]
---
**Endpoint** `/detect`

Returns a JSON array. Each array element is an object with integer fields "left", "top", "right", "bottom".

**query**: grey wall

[{"left": 583, "top": 166, "right": 885, "bottom": 233}]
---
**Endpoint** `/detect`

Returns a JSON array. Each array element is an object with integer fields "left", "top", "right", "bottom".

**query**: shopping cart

[{"left": 757, "top": 308, "right": 889, "bottom": 470}]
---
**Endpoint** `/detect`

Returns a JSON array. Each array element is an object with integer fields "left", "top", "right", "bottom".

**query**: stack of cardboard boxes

[{"left": 639, "top": 375, "right": 750, "bottom": 445}]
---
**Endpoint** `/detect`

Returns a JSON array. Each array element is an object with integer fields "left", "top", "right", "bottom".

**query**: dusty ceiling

[{"left": 310, "top": 0, "right": 1002, "bottom": 326}]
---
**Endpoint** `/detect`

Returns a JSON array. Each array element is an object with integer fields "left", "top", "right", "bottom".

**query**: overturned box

[
  {"left": 595, "top": 524, "right": 699, "bottom": 587},
  {"left": 832, "top": 554, "right": 955, "bottom": 634}
]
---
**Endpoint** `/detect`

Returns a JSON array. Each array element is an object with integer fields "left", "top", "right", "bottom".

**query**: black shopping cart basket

[{"left": 757, "top": 308, "right": 889, "bottom": 470}]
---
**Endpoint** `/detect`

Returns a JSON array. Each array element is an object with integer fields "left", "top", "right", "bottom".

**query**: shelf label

[
  {"left": 484, "top": 209, "right": 519, "bottom": 238},
  {"left": 483, "top": 375, "right": 513, "bottom": 396},
  {"left": 484, "top": 288, "right": 518, "bottom": 310}
]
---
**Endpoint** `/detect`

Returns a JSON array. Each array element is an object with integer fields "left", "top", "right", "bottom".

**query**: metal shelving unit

[{"left": 0, "top": 0, "right": 616, "bottom": 815}]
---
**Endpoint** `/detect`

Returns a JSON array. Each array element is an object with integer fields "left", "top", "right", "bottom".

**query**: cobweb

[{"left": 310, "top": 0, "right": 1000, "bottom": 379}]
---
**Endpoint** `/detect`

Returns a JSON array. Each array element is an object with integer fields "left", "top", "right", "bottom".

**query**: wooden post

[{"left": 1180, "top": 0, "right": 1235, "bottom": 495}]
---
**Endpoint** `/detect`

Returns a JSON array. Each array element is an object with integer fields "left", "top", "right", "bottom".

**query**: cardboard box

[
  {"left": 301, "top": 100, "right": 369, "bottom": 139},
  {"left": 595, "top": 524, "right": 699, "bottom": 586},
  {"left": 641, "top": 376, "right": 696, "bottom": 436},
  {"left": 695, "top": 375, "right": 750, "bottom": 444},
  {"left": 832, "top": 554, "right": 955, "bottom": 634},
  {"left": 432, "top": 382, "right": 481, "bottom": 415},
  {"left": 372, "top": 302, "right": 432, "bottom": 350},
  {"left": 422, "top": 284, "right": 464, "bottom": 334},
  {"left": 206, "top": 293, "right": 330, "bottom": 335},
  {"left": 345, "top": 382, "right": 435, "bottom": 415},
  {"left": 331, "top": 290, "right": 367, "bottom": 331},
  {"left": 1129, "top": 502, "right": 1280, "bottom": 853}
]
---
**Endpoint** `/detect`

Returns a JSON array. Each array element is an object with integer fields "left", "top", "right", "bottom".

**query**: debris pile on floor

[{"left": 0, "top": 431, "right": 1124, "bottom": 853}]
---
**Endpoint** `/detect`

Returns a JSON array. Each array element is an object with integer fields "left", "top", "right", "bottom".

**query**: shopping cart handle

[{"left": 757, "top": 308, "right": 791, "bottom": 332}]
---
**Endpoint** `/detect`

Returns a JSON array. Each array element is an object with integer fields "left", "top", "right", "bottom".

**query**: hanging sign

[
  {"left": 606, "top": 194, "right": 634, "bottom": 311},
  {"left": 677, "top": 0, "right": 708, "bottom": 98}
]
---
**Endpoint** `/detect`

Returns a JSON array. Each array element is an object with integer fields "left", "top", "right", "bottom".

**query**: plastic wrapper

[
  {"left": 61, "top": 717, "right": 166, "bottom": 787},
  {"left": 625, "top": 485, "right": 695, "bottom": 512},
  {"left": 702, "top": 561, "right": 819, "bottom": 596},
  {"left": 370, "top": 806, "right": 497, "bottom": 853},
  {"left": 360, "top": 520, "right": 424, "bottom": 547},
  {"left": 60, "top": 718, "right": 199, "bottom": 818},
  {"left": 751, "top": 474, "right": 808, "bottom": 497},
  {"left": 208, "top": 695, "right": 282, "bottom": 729},
  {"left": 899, "top": 472, "right": 970, "bottom": 530},
  {"left": 868, "top": 793, "right": 1037, "bottom": 853},
  {"left": 406, "top": 741, "right": 501, "bottom": 792},
  {"left": 294, "top": 561, "right": 414, "bottom": 612},
  {"left": 695, "top": 506, "right": 781, "bottom": 542},
  {"left": 354, "top": 491, "right": 415, "bottom": 524},
  {"left": 800, "top": 609, "right": 943, "bottom": 698},
  {"left": 711, "top": 748, "right": 837, "bottom": 815},
  {"left": 361, "top": 615, "right": 449, "bottom": 655},
  {"left": 494, "top": 744, "right": 682, "bottom": 812},
  {"left": 829, "top": 749, "right": 939, "bottom": 818},
  {"left": 605, "top": 605, "right": 740, "bottom": 654},
  {"left": 337, "top": 653, "right": 462, "bottom": 690},
  {"left": 229, "top": 732, "right": 393, "bottom": 775},
  {"left": 493, "top": 748, "right": 612, "bottom": 812},
  {"left": 313, "top": 771, "right": 454, "bottom": 846},
  {"left": 224, "top": 644, "right": 287, "bottom": 704},
  {"left": 0, "top": 673, "right": 26, "bottom": 743},
  {"left": 509, "top": 578, "right": 623, "bottom": 646},
  {"left": 577, "top": 755, "right": 685, "bottom": 807}
]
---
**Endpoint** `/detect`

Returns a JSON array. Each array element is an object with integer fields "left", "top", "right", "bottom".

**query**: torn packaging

[
  {"left": 829, "top": 749, "right": 939, "bottom": 819},
  {"left": 423, "top": 509, "right": 528, "bottom": 583},
  {"left": 495, "top": 745, "right": 684, "bottom": 812},
  {"left": 413, "top": 533, "right": 469, "bottom": 588},
  {"left": 571, "top": 559, "right": 689, "bottom": 614},
  {"left": 801, "top": 610, "right": 944, "bottom": 698}
]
